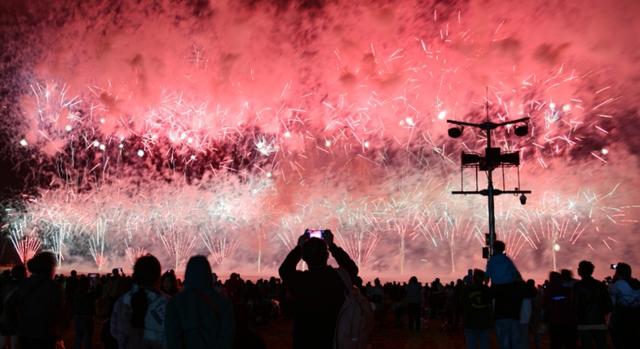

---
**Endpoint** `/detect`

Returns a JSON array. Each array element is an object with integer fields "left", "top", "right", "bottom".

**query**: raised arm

[
  {"left": 278, "top": 245, "right": 302, "bottom": 282},
  {"left": 324, "top": 230, "right": 359, "bottom": 281}
]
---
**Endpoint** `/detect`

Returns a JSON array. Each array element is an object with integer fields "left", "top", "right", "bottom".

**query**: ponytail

[
  {"left": 131, "top": 287, "right": 148, "bottom": 329},
  {"left": 130, "top": 254, "right": 161, "bottom": 329}
]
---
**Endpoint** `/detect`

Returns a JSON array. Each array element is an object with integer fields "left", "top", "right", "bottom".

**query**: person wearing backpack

[
  {"left": 111, "top": 254, "right": 168, "bottom": 349},
  {"left": 544, "top": 271, "right": 577, "bottom": 349},
  {"left": 572, "top": 261, "right": 611, "bottom": 349},
  {"left": 608, "top": 263, "right": 640, "bottom": 349},
  {"left": 278, "top": 229, "right": 361, "bottom": 349},
  {"left": 164, "top": 255, "right": 234, "bottom": 349},
  {"left": 486, "top": 241, "right": 523, "bottom": 349},
  {"left": 462, "top": 269, "right": 492, "bottom": 349}
]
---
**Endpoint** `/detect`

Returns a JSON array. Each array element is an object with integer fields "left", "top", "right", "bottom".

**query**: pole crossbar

[
  {"left": 446, "top": 101, "right": 531, "bottom": 258},
  {"left": 451, "top": 190, "right": 532, "bottom": 196}
]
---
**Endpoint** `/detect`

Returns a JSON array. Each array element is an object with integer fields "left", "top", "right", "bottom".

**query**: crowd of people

[{"left": 0, "top": 234, "right": 637, "bottom": 349}]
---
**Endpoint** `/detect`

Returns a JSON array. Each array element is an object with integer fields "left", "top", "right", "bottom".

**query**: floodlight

[
  {"left": 461, "top": 152, "right": 482, "bottom": 165},
  {"left": 499, "top": 152, "right": 520, "bottom": 166},
  {"left": 448, "top": 127, "right": 463, "bottom": 138},
  {"left": 514, "top": 124, "right": 528, "bottom": 137},
  {"left": 519, "top": 193, "right": 527, "bottom": 205}
]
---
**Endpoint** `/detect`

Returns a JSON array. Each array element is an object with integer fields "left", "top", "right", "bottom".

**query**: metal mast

[{"left": 446, "top": 99, "right": 532, "bottom": 257}]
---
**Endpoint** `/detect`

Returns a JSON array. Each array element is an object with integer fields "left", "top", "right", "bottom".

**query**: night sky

[{"left": 0, "top": 0, "right": 638, "bottom": 279}]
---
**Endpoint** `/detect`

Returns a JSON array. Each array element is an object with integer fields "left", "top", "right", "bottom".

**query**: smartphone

[
  {"left": 306, "top": 229, "right": 325, "bottom": 239},
  {"left": 610, "top": 263, "right": 618, "bottom": 270}
]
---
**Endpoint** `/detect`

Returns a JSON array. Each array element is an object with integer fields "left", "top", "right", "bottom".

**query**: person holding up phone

[{"left": 278, "top": 229, "right": 358, "bottom": 349}]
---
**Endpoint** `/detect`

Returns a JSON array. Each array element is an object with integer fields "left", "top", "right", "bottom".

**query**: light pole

[
  {"left": 447, "top": 102, "right": 532, "bottom": 257},
  {"left": 552, "top": 241, "right": 560, "bottom": 271}
]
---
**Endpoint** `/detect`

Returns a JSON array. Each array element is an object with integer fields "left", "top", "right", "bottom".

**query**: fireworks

[
  {"left": 199, "top": 224, "right": 240, "bottom": 266},
  {"left": 414, "top": 207, "right": 480, "bottom": 275},
  {"left": 159, "top": 230, "right": 198, "bottom": 272},
  {"left": 124, "top": 246, "right": 148, "bottom": 267},
  {"left": 334, "top": 199, "right": 381, "bottom": 270},
  {"left": 8, "top": 214, "right": 41, "bottom": 263},
  {"left": 379, "top": 190, "right": 425, "bottom": 275},
  {"left": 0, "top": 0, "right": 638, "bottom": 278},
  {"left": 89, "top": 218, "right": 108, "bottom": 270}
]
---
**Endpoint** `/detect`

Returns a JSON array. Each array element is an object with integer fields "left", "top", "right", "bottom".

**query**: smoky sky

[{"left": 0, "top": 0, "right": 638, "bottom": 278}]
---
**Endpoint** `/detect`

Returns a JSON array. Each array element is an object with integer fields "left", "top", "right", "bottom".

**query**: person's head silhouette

[
  {"left": 131, "top": 254, "right": 162, "bottom": 330},
  {"left": 302, "top": 238, "right": 329, "bottom": 268},
  {"left": 472, "top": 269, "right": 485, "bottom": 284},
  {"left": 11, "top": 264, "right": 26, "bottom": 281},
  {"left": 578, "top": 260, "right": 594, "bottom": 279},
  {"left": 493, "top": 240, "right": 506, "bottom": 255},
  {"left": 614, "top": 262, "right": 632, "bottom": 281},
  {"left": 133, "top": 254, "right": 161, "bottom": 288},
  {"left": 27, "top": 251, "right": 57, "bottom": 279},
  {"left": 184, "top": 255, "right": 214, "bottom": 290}
]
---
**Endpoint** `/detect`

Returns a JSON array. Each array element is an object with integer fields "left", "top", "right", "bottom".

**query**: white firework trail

[
  {"left": 199, "top": 225, "right": 240, "bottom": 265},
  {"left": 88, "top": 218, "right": 108, "bottom": 270},
  {"left": 8, "top": 214, "right": 41, "bottom": 263}
]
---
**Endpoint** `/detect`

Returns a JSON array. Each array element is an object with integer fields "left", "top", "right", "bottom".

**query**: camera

[{"left": 305, "top": 229, "right": 325, "bottom": 239}]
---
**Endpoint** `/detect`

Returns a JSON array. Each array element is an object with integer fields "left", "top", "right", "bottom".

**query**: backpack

[
  {"left": 333, "top": 269, "right": 374, "bottom": 349},
  {"left": 613, "top": 279, "right": 640, "bottom": 309}
]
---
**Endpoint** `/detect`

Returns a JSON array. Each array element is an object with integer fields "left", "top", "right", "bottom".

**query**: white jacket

[{"left": 111, "top": 285, "right": 169, "bottom": 349}]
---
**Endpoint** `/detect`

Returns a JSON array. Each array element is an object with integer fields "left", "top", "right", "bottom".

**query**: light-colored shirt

[
  {"left": 520, "top": 298, "right": 532, "bottom": 324},
  {"left": 111, "top": 285, "right": 169, "bottom": 349}
]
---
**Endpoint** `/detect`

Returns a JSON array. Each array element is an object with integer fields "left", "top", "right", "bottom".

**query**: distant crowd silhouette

[{"left": 0, "top": 233, "right": 638, "bottom": 349}]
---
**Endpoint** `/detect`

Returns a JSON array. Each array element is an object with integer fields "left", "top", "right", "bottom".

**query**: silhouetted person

[
  {"left": 572, "top": 261, "right": 611, "bottom": 349},
  {"left": 111, "top": 254, "right": 167, "bottom": 349},
  {"left": 608, "top": 263, "right": 640, "bottom": 349},
  {"left": 406, "top": 276, "right": 422, "bottom": 331},
  {"left": 486, "top": 241, "right": 522, "bottom": 285},
  {"left": 72, "top": 276, "right": 97, "bottom": 349},
  {"left": 464, "top": 269, "right": 473, "bottom": 286},
  {"left": 369, "top": 278, "right": 384, "bottom": 327},
  {"left": 520, "top": 279, "right": 536, "bottom": 349},
  {"left": 165, "top": 255, "right": 234, "bottom": 349},
  {"left": 232, "top": 300, "right": 267, "bottom": 349},
  {"left": 12, "top": 252, "right": 66, "bottom": 349},
  {"left": 453, "top": 279, "right": 465, "bottom": 329},
  {"left": 486, "top": 241, "right": 523, "bottom": 349},
  {"left": 0, "top": 264, "right": 26, "bottom": 349},
  {"left": 66, "top": 270, "right": 79, "bottom": 300},
  {"left": 430, "top": 278, "right": 444, "bottom": 319},
  {"left": 98, "top": 271, "right": 130, "bottom": 349},
  {"left": 462, "top": 269, "right": 492, "bottom": 349},
  {"left": 544, "top": 271, "right": 576, "bottom": 349},
  {"left": 160, "top": 270, "right": 179, "bottom": 297},
  {"left": 278, "top": 230, "right": 358, "bottom": 349}
]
